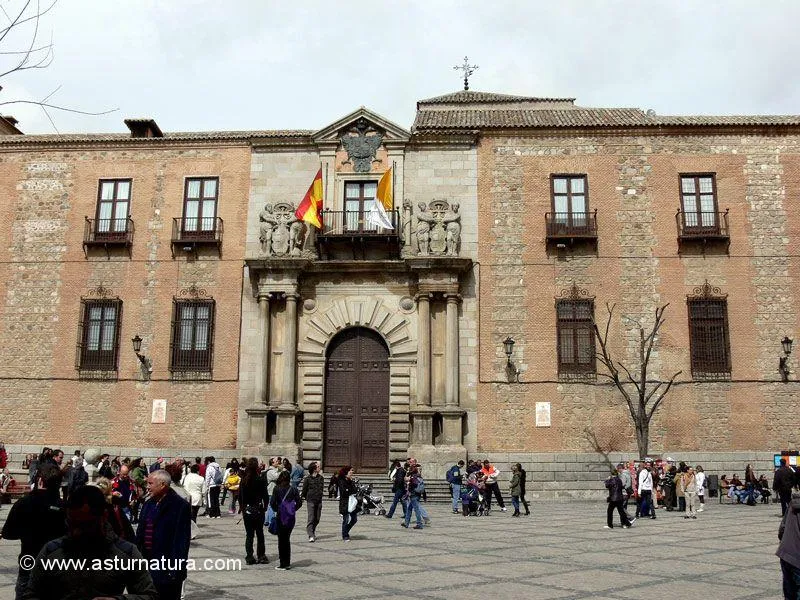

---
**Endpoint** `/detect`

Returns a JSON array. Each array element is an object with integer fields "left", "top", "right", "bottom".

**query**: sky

[{"left": 1, "top": 0, "right": 799, "bottom": 135}]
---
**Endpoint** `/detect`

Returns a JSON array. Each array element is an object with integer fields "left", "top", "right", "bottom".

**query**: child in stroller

[
  {"left": 355, "top": 481, "right": 387, "bottom": 516},
  {"left": 460, "top": 472, "right": 489, "bottom": 516}
]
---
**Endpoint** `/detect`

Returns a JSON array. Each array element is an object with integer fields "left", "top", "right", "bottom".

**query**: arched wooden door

[{"left": 323, "top": 327, "right": 389, "bottom": 473}]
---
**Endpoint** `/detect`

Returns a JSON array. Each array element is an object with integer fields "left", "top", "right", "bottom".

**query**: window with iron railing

[
  {"left": 96, "top": 179, "right": 131, "bottom": 237},
  {"left": 76, "top": 299, "right": 122, "bottom": 373},
  {"left": 343, "top": 181, "right": 379, "bottom": 232},
  {"left": 182, "top": 177, "right": 219, "bottom": 236},
  {"left": 680, "top": 174, "right": 718, "bottom": 232},
  {"left": 551, "top": 175, "right": 589, "bottom": 229},
  {"left": 170, "top": 299, "right": 215, "bottom": 374},
  {"left": 556, "top": 299, "right": 596, "bottom": 374},
  {"left": 688, "top": 298, "right": 731, "bottom": 376}
]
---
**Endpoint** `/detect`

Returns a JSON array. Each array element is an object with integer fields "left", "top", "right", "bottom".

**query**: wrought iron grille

[
  {"left": 556, "top": 299, "right": 596, "bottom": 374},
  {"left": 688, "top": 299, "right": 731, "bottom": 375},
  {"left": 170, "top": 299, "right": 215, "bottom": 374},
  {"left": 677, "top": 210, "right": 729, "bottom": 237},
  {"left": 172, "top": 217, "right": 224, "bottom": 243},
  {"left": 84, "top": 217, "right": 134, "bottom": 243},
  {"left": 545, "top": 211, "right": 598, "bottom": 238},
  {"left": 75, "top": 299, "right": 122, "bottom": 372},
  {"left": 319, "top": 209, "right": 400, "bottom": 236}
]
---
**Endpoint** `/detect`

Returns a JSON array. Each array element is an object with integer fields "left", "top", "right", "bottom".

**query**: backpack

[
  {"left": 446, "top": 466, "right": 458, "bottom": 484},
  {"left": 413, "top": 476, "right": 425, "bottom": 494},
  {"left": 212, "top": 467, "right": 223, "bottom": 486},
  {"left": 278, "top": 489, "right": 297, "bottom": 528}
]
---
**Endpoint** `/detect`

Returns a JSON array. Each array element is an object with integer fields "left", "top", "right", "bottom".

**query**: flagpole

[{"left": 392, "top": 160, "right": 396, "bottom": 227}]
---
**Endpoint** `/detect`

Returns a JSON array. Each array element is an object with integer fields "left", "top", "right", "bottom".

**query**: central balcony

[
  {"left": 171, "top": 217, "right": 223, "bottom": 258},
  {"left": 545, "top": 211, "right": 598, "bottom": 253},
  {"left": 83, "top": 217, "right": 134, "bottom": 258},
  {"left": 317, "top": 208, "right": 401, "bottom": 260}
]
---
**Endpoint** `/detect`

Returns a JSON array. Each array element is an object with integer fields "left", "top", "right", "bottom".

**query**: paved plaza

[{"left": 0, "top": 499, "right": 785, "bottom": 599}]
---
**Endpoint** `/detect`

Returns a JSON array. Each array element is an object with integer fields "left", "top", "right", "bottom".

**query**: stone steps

[{"left": 353, "top": 476, "right": 453, "bottom": 503}]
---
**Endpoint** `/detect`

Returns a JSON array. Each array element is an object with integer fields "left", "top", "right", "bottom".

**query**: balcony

[
  {"left": 171, "top": 217, "right": 223, "bottom": 258},
  {"left": 317, "top": 209, "right": 401, "bottom": 260},
  {"left": 676, "top": 210, "right": 730, "bottom": 254},
  {"left": 83, "top": 217, "right": 134, "bottom": 258},
  {"left": 545, "top": 211, "right": 598, "bottom": 249}
]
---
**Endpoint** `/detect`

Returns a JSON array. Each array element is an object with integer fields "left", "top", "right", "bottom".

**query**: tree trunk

[{"left": 636, "top": 420, "right": 649, "bottom": 459}]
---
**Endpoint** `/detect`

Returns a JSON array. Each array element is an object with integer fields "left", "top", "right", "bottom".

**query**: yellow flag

[{"left": 376, "top": 168, "right": 393, "bottom": 210}]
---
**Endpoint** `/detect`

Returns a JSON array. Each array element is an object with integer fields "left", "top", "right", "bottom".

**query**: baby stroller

[{"left": 355, "top": 482, "right": 387, "bottom": 516}]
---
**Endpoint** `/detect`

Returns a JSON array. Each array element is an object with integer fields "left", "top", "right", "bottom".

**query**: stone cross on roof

[{"left": 453, "top": 56, "right": 478, "bottom": 91}]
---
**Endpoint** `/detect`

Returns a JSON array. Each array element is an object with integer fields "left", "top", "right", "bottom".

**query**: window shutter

[
  {"left": 76, "top": 300, "right": 87, "bottom": 369},
  {"left": 207, "top": 299, "right": 216, "bottom": 374},
  {"left": 169, "top": 299, "right": 179, "bottom": 372}
]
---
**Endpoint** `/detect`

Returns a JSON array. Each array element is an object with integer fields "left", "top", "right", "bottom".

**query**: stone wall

[
  {"left": 477, "top": 132, "right": 800, "bottom": 455},
  {"left": 0, "top": 144, "right": 251, "bottom": 449}
]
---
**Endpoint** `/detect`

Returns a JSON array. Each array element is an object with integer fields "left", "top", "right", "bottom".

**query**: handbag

[
  {"left": 347, "top": 493, "right": 358, "bottom": 513},
  {"left": 268, "top": 514, "right": 279, "bottom": 535}
]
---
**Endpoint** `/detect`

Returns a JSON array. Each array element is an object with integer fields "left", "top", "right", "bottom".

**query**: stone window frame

[
  {"left": 686, "top": 282, "right": 731, "bottom": 378},
  {"left": 76, "top": 297, "right": 123, "bottom": 380},
  {"left": 679, "top": 173, "right": 720, "bottom": 233},
  {"left": 182, "top": 176, "right": 219, "bottom": 235},
  {"left": 555, "top": 296, "right": 596, "bottom": 376},
  {"left": 169, "top": 297, "right": 216, "bottom": 379},
  {"left": 550, "top": 174, "right": 590, "bottom": 222},
  {"left": 95, "top": 178, "right": 132, "bottom": 236}
]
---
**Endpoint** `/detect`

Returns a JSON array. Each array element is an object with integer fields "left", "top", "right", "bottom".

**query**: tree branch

[
  {"left": 646, "top": 370, "right": 682, "bottom": 421},
  {"left": 0, "top": 99, "right": 117, "bottom": 116}
]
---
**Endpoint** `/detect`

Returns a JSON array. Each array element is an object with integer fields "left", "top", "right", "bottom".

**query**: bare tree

[
  {"left": 0, "top": 0, "right": 115, "bottom": 130},
  {"left": 593, "top": 303, "right": 681, "bottom": 459}
]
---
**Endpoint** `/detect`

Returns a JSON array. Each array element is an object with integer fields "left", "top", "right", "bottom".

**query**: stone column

[
  {"left": 280, "top": 293, "right": 299, "bottom": 409},
  {"left": 254, "top": 293, "right": 271, "bottom": 406},
  {"left": 445, "top": 293, "right": 460, "bottom": 407},
  {"left": 416, "top": 293, "right": 431, "bottom": 407}
]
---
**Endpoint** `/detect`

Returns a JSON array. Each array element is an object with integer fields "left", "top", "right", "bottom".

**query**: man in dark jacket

[
  {"left": 136, "top": 470, "right": 192, "bottom": 600},
  {"left": 774, "top": 459, "right": 797, "bottom": 517},
  {"left": 301, "top": 461, "right": 324, "bottom": 542},
  {"left": 21, "top": 485, "right": 157, "bottom": 600},
  {"left": 384, "top": 462, "right": 407, "bottom": 519},
  {"left": 777, "top": 492, "right": 800, "bottom": 599},
  {"left": 1, "top": 464, "right": 66, "bottom": 600},
  {"left": 447, "top": 461, "right": 465, "bottom": 514},
  {"left": 605, "top": 468, "right": 633, "bottom": 529}
]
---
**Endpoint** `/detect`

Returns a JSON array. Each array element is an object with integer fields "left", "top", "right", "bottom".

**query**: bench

[{"left": 1, "top": 481, "right": 29, "bottom": 504}]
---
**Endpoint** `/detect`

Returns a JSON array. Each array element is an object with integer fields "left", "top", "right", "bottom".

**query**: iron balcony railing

[
  {"left": 676, "top": 210, "right": 729, "bottom": 239},
  {"left": 318, "top": 208, "right": 401, "bottom": 237},
  {"left": 545, "top": 210, "right": 598, "bottom": 239},
  {"left": 83, "top": 217, "right": 134, "bottom": 246},
  {"left": 171, "top": 217, "right": 224, "bottom": 244}
]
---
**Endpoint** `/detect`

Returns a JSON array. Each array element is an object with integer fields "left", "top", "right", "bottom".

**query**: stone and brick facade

[{"left": 1, "top": 91, "right": 799, "bottom": 498}]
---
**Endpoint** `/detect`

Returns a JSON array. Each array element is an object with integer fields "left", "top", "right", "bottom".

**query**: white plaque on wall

[
  {"left": 151, "top": 399, "right": 167, "bottom": 424},
  {"left": 535, "top": 402, "right": 551, "bottom": 427}
]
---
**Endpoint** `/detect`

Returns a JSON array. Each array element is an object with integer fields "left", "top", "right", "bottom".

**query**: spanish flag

[{"left": 295, "top": 168, "right": 323, "bottom": 229}]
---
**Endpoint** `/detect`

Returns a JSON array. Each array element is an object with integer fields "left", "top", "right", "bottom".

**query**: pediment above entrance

[{"left": 311, "top": 107, "right": 411, "bottom": 148}]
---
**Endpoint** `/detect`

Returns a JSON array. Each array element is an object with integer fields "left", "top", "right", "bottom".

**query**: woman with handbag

[
  {"left": 238, "top": 458, "right": 269, "bottom": 565},
  {"left": 270, "top": 470, "right": 301, "bottom": 570},
  {"left": 338, "top": 466, "right": 358, "bottom": 542}
]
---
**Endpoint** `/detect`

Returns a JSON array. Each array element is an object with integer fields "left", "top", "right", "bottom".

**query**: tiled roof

[
  {"left": 0, "top": 130, "right": 314, "bottom": 145},
  {"left": 413, "top": 108, "right": 800, "bottom": 130},
  {"left": 418, "top": 90, "right": 575, "bottom": 105}
]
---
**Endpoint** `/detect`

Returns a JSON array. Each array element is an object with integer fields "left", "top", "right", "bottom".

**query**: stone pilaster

[
  {"left": 445, "top": 293, "right": 460, "bottom": 407},
  {"left": 416, "top": 292, "right": 431, "bottom": 407}
]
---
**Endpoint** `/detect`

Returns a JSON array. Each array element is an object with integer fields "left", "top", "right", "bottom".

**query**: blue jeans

[
  {"left": 386, "top": 489, "right": 406, "bottom": 518},
  {"left": 511, "top": 495, "right": 520, "bottom": 513},
  {"left": 341, "top": 511, "right": 357, "bottom": 539},
  {"left": 782, "top": 559, "right": 800, "bottom": 599},
  {"left": 404, "top": 495, "right": 423, "bottom": 527},
  {"left": 451, "top": 484, "right": 460, "bottom": 511},
  {"left": 639, "top": 490, "right": 653, "bottom": 517}
]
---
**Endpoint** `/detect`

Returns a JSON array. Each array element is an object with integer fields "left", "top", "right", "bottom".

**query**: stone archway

[{"left": 323, "top": 327, "right": 390, "bottom": 473}]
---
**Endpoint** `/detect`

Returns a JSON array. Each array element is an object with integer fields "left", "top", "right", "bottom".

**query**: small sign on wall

[
  {"left": 535, "top": 402, "right": 551, "bottom": 427},
  {"left": 151, "top": 399, "right": 167, "bottom": 424}
]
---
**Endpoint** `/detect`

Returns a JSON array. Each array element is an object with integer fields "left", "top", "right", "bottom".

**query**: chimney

[
  {"left": 0, "top": 115, "right": 23, "bottom": 135},
  {"left": 124, "top": 118, "right": 163, "bottom": 138}
]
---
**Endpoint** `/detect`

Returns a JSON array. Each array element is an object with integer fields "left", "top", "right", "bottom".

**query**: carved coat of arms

[{"left": 340, "top": 118, "right": 383, "bottom": 173}]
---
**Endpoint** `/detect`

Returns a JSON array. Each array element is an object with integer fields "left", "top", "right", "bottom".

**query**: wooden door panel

[{"left": 323, "top": 327, "right": 389, "bottom": 473}]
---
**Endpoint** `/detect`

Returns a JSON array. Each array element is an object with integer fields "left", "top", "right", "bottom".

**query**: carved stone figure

[
  {"left": 260, "top": 202, "right": 306, "bottom": 256},
  {"left": 340, "top": 118, "right": 383, "bottom": 173},
  {"left": 444, "top": 202, "right": 461, "bottom": 256},
  {"left": 411, "top": 200, "right": 462, "bottom": 257},
  {"left": 259, "top": 204, "right": 277, "bottom": 255},
  {"left": 416, "top": 202, "right": 435, "bottom": 256}
]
